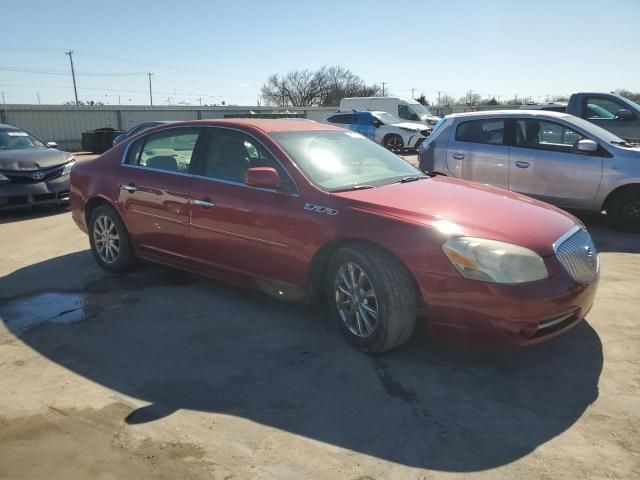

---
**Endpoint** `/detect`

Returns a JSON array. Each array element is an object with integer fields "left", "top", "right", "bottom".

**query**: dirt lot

[{"left": 0, "top": 155, "right": 639, "bottom": 479}]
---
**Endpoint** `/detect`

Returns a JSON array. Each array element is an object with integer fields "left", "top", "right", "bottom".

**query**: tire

[
  {"left": 88, "top": 205, "right": 135, "bottom": 272},
  {"left": 325, "top": 244, "right": 417, "bottom": 353},
  {"left": 607, "top": 187, "right": 640, "bottom": 233},
  {"left": 383, "top": 134, "right": 404, "bottom": 153}
]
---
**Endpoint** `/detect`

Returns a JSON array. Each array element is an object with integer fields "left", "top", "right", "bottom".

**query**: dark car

[
  {"left": 112, "top": 121, "right": 173, "bottom": 147},
  {"left": 70, "top": 119, "right": 599, "bottom": 353},
  {"left": 0, "top": 124, "right": 75, "bottom": 211}
]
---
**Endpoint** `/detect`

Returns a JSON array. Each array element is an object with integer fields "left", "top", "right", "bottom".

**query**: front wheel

[
  {"left": 326, "top": 244, "right": 417, "bottom": 353},
  {"left": 383, "top": 134, "right": 404, "bottom": 153},
  {"left": 89, "top": 205, "right": 135, "bottom": 272},
  {"left": 607, "top": 187, "right": 640, "bottom": 233}
]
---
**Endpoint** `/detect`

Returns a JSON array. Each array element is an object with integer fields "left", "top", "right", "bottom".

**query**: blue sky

[{"left": 1, "top": 0, "right": 639, "bottom": 105}]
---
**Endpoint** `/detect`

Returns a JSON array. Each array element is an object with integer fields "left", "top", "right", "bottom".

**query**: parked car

[
  {"left": 340, "top": 96, "right": 441, "bottom": 127},
  {"left": 419, "top": 110, "right": 640, "bottom": 232},
  {"left": 112, "top": 121, "right": 174, "bottom": 146},
  {"left": 323, "top": 110, "right": 429, "bottom": 152},
  {"left": 566, "top": 92, "right": 640, "bottom": 141},
  {"left": 0, "top": 124, "right": 75, "bottom": 210},
  {"left": 70, "top": 119, "right": 599, "bottom": 353}
]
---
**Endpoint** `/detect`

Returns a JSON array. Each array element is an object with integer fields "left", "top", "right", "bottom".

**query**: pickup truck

[{"left": 566, "top": 92, "right": 640, "bottom": 142}]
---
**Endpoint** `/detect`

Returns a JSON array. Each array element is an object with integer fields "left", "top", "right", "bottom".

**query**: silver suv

[{"left": 419, "top": 110, "right": 640, "bottom": 232}]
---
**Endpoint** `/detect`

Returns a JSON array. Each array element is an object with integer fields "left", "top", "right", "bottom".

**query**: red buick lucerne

[{"left": 70, "top": 119, "right": 599, "bottom": 353}]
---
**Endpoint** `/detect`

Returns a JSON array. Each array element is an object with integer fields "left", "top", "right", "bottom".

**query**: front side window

[
  {"left": 398, "top": 105, "right": 420, "bottom": 121},
  {"left": 201, "top": 128, "right": 294, "bottom": 190},
  {"left": 584, "top": 97, "right": 631, "bottom": 120},
  {"left": 0, "top": 128, "right": 46, "bottom": 151},
  {"left": 514, "top": 119, "right": 584, "bottom": 150},
  {"left": 125, "top": 128, "right": 199, "bottom": 173},
  {"left": 270, "top": 130, "right": 424, "bottom": 191},
  {"left": 455, "top": 119, "right": 505, "bottom": 145}
]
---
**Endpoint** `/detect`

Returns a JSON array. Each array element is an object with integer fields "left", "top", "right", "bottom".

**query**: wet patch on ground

[{"left": 0, "top": 402, "right": 212, "bottom": 480}]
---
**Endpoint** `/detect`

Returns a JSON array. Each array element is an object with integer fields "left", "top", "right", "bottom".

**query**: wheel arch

[
  {"left": 602, "top": 183, "right": 640, "bottom": 211},
  {"left": 307, "top": 237, "right": 424, "bottom": 309},
  {"left": 84, "top": 195, "right": 119, "bottom": 227}
]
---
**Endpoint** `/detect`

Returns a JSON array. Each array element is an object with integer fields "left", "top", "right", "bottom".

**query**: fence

[
  {"left": 0, "top": 103, "right": 512, "bottom": 151},
  {"left": 0, "top": 105, "right": 338, "bottom": 151}
]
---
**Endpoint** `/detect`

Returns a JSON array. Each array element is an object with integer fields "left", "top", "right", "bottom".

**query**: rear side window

[
  {"left": 125, "top": 128, "right": 200, "bottom": 173},
  {"left": 327, "top": 114, "right": 353, "bottom": 124},
  {"left": 455, "top": 119, "right": 505, "bottom": 145}
]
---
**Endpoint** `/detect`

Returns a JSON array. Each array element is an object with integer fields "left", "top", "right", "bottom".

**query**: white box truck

[{"left": 339, "top": 97, "right": 441, "bottom": 127}]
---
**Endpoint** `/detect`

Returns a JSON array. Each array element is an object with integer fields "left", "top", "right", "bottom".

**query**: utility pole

[
  {"left": 65, "top": 50, "right": 79, "bottom": 105},
  {"left": 382, "top": 82, "right": 387, "bottom": 96},
  {"left": 411, "top": 88, "right": 415, "bottom": 99},
  {"left": 118, "top": 95, "right": 121, "bottom": 105},
  {"left": 147, "top": 72, "right": 154, "bottom": 106},
  {"left": 37, "top": 93, "right": 41, "bottom": 105}
]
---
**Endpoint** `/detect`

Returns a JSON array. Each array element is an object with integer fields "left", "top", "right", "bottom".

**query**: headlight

[
  {"left": 442, "top": 237, "right": 548, "bottom": 284},
  {"left": 0, "top": 172, "right": 9, "bottom": 183},
  {"left": 62, "top": 160, "right": 76, "bottom": 175}
]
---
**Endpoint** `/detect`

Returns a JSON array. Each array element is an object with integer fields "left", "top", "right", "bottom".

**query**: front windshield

[
  {"left": 562, "top": 115, "right": 626, "bottom": 144},
  {"left": 270, "top": 130, "right": 425, "bottom": 191},
  {"left": 408, "top": 103, "right": 435, "bottom": 118},
  {"left": 0, "top": 128, "right": 46, "bottom": 151},
  {"left": 374, "top": 112, "right": 403, "bottom": 125}
]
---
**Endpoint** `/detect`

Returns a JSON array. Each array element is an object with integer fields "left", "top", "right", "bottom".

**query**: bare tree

[
  {"left": 260, "top": 66, "right": 382, "bottom": 107},
  {"left": 615, "top": 89, "right": 640, "bottom": 102}
]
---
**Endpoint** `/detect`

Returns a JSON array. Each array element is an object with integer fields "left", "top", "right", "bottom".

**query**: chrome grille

[{"left": 554, "top": 227, "right": 599, "bottom": 283}]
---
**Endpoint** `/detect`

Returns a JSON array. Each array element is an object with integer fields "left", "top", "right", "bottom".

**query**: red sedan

[{"left": 70, "top": 119, "right": 599, "bottom": 352}]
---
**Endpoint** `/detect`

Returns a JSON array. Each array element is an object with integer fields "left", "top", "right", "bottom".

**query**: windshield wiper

[
  {"left": 397, "top": 175, "right": 428, "bottom": 184},
  {"left": 611, "top": 140, "right": 639, "bottom": 147},
  {"left": 332, "top": 184, "right": 375, "bottom": 192}
]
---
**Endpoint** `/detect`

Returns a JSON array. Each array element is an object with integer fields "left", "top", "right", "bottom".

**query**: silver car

[{"left": 419, "top": 110, "right": 640, "bottom": 232}]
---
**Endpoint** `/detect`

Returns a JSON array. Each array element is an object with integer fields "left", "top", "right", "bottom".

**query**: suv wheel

[
  {"left": 326, "top": 244, "right": 416, "bottom": 353},
  {"left": 608, "top": 187, "right": 640, "bottom": 233},
  {"left": 89, "top": 205, "right": 135, "bottom": 272},
  {"left": 384, "top": 134, "right": 404, "bottom": 153}
]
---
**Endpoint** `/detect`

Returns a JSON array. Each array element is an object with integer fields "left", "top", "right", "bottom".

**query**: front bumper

[
  {"left": 415, "top": 255, "right": 599, "bottom": 347},
  {"left": 0, "top": 174, "right": 71, "bottom": 210}
]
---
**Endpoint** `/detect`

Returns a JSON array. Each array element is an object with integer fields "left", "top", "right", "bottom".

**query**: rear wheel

[
  {"left": 89, "top": 205, "right": 135, "bottom": 272},
  {"left": 326, "top": 244, "right": 416, "bottom": 353},
  {"left": 607, "top": 187, "right": 640, "bottom": 233},
  {"left": 383, "top": 134, "right": 404, "bottom": 153}
]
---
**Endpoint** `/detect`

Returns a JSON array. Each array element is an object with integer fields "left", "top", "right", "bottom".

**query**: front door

[
  {"left": 446, "top": 118, "right": 509, "bottom": 188},
  {"left": 118, "top": 127, "right": 203, "bottom": 259},
  {"left": 507, "top": 118, "right": 603, "bottom": 209},
  {"left": 188, "top": 127, "right": 306, "bottom": 294},
  {"left": 581, "top": 95, "right": 640, "bottom": 141}
]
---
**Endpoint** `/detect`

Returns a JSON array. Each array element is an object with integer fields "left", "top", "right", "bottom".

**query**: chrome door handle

[
  {"left": 121, "top": 183, "right": 137, "bottom": 192},
  {"left": 452, "top": 153, "right": 465, "bottom": 160},
  {"left": 192, "top": 199, "right": 215, "bottom": 208},
  {"left": 516, "top": 161, "right": 530, "bottom": 169}
]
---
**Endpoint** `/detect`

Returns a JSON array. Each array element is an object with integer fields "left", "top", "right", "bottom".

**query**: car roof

[
  {"left": 446, "top": 110, "right": 571, "bottom": 120},
  {"left": 0, "top": 123, "right": 22, "bottom": 129},
  {"left": 154, "top": 118, "right": 343, "bottom": 133}
]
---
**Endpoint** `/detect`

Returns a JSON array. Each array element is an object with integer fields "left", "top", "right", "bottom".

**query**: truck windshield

[
  {"left": 409, "top": 103, "right": 435, "bottom": 118},
  {"left": 270, "top": 130, "right": 425, "bottom": 191}
]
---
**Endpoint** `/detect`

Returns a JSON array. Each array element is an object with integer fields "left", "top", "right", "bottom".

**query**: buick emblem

[{"left": 32, "top": 171, "right": 45, "bottom": 180}]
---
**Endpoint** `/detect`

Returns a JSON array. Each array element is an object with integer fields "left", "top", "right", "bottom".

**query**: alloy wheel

[
  {"left": 385, "top": 136, "right": 403, "bottom": 153},
  {"left": 334, "top": 262, "right": 378, "bottom": 338},
  {"left": 93, "top": 215, "right": 120, "bottom": 264}
]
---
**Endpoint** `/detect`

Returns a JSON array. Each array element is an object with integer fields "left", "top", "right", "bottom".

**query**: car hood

[
  {"left": 0, "top": 148, "right": 72, "bottom": 171},
  {"left": 391, "top": 122, "right": 425, "bottom": 131},
  {"left": 333, "top": 176, "right": 579, "bottom": 256}
]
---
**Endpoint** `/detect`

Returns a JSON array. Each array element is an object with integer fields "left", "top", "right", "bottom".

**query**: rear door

[
  {"left": 118, "top": 127, "right": 204, "bottom": 259},
  {"left": 507, "top": 118, "right": 603, "bottom": 209},
  {"left": 446, "top": 118, "right": 509, "bottom": 188}
]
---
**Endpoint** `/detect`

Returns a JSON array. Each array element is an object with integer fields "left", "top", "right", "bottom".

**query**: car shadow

[
  {"left": 0, "top": 204, "right": 69, "bottom": 225},
  {"left": 571, "top": 212, "right": 640, "bottom": 254},
  {"left": 0, "top": 251, "right": 603, "bottom": 473}
]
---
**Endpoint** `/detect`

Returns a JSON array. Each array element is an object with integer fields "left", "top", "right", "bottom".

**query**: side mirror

[
  {"left": 370, "top": 120, "right": 382, "bottom": 128},
  {"left": 576, "top": 139, "right": 598, "bottom": 153},
  {"left": 615, "top": 109, "right": 635, "bottom": 121},
  {"left": 46, "top": 141, "right": 58, "bottom": 148},
  {"left": 245, "top": 167, "right": 280, "bottom": 189}
]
